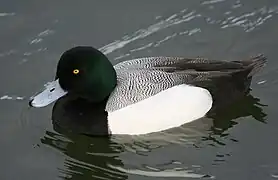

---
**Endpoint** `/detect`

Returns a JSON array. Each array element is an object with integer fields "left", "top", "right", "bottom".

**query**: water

[{"left": 0, "top": 0, "right": 278, "bottom": 179}]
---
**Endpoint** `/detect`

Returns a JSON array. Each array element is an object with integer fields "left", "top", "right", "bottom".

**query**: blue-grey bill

[{"left": 30, "top": 79, "right": 67, "bottom": 107}]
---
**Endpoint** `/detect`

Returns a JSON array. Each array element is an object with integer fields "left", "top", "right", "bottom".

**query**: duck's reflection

[
  {"left": 41, "top": 96, "right": 128, "bottom": 180},
  {"left": 203, "top": 92, "right": 267, "bottom": 145},
  {"left": 209, "top": 93, "right": 266, "bottom": 133}
]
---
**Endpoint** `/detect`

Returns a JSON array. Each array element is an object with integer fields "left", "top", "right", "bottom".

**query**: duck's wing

[
  {"left": 114, "top": 55, "right": 266, "bottom": 77},
  {"left": 107, "top": 55, "right": 266, "bottom": 112}
]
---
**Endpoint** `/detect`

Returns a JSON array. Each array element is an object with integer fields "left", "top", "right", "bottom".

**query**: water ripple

[
  {"left": 99, "top": 3, "right": 278, "bottom": 60},
  {"left": 201, "top": 0, "right": 226, "bottom": 5},
  {"left": 129, "top": 43, "right": 153, "bottom": 53},
  {"left": 220, "top": 6, "right": 278, "bottom": 32},
  {"left": 0, "top": 95, "right": 25, "bottom": 100},
  {"left": 114, "top": 27, "right": 201, "bottom": 60},
  {"left": 38, "top": 29, "right": 55, "bottom": 37},
  {"left": 99, "top": 9, "right": 201, "bottom": 55},
  {"left": 28, "top": 29, "right": 55, "bottom": 45},
  {"left": 232, "top": 0, "right": 242, "bottom": 9},
  {"left": 109, "top": 164, "right": 214, "bottom": 179},
  {"left": 0, "top": 50, "right": 16, "bottom": 58},
  {"left": 0, "top": 12, "right": 15, "bottom": 17}
]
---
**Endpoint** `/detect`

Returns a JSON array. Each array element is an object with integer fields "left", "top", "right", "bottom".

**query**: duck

[{"left": 29, "top": 46, "right": 267, "bottom": 135}]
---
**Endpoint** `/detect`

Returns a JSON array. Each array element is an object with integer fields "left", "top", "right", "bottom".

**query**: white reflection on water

[
  {"left": 99, "top": 3, "right": 278, "bottom": 62},
  {"left": 99, "top": 9, "right": 201, "bottom": 55},
  {"left": 0, "top": 12, "right": 15, "bottom": 17},
  {"left": 28, "top": 29, "right": 55, "bottom": 45},
  {"left": 0, "top": 50, "right": 16, "bottom": 58},
  {"left": 0, "top": 95, "right": 24, "bottom": 100},
  {"left": 220, "top": 6, "right": 278, "bottom": 32},
  {"left": 109, "top": 164, "right": 214, "bottom": 179},
  {"left": 201, "top": 0, "right": 226, "bottom": 5}
]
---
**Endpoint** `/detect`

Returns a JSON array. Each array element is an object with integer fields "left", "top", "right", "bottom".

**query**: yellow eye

[{"left": 73, "top": 69, "right": 79, "bottom": 74}]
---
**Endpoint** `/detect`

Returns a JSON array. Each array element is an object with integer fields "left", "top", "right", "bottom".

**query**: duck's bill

[{"left": 29, "top": 79, "right": 68, "bottom": 108}]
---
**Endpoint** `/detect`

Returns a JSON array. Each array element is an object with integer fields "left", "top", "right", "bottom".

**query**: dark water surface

[{"left": 1, "top": 0, "right": 278, "bottom": 179}]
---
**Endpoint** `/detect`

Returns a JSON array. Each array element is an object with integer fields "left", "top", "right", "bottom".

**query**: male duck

[{"left": 29, "top": 46, "right": 267, "bottom": 135}]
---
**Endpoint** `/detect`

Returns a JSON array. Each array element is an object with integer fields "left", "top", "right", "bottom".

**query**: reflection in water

[
  {"left": 41, "top": 129, "right": 213, "bottom": 179},
  {"left": 202, "top": 92, "right": 267, "bottom": 146},
  {"left": 211, "top": 94, "right": 267, "bottom": 134},
  {"left": 41, "top": 129, "right": 127, "bottom": 180}
]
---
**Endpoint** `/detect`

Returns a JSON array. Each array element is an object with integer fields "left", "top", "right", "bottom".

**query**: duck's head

[{"left": 29, "top": 46, "right": 117, "bottom": 107}]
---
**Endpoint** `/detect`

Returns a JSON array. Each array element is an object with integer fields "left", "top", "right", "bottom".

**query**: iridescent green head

[{"left": 30, "top": 46, "right": 117, "bottom": 107}]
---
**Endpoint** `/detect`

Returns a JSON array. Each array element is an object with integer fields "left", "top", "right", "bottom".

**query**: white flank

[{"left": 108, "top": 84, "right": 213, "bottom": 135}]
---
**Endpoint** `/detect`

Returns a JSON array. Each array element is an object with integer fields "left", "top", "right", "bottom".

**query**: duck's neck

[
  {"left": 86, "top": 65, "right": 117, "bottom": 103},
  {"left": 99, "top": 66, "right": 118, "bottom": 100}
]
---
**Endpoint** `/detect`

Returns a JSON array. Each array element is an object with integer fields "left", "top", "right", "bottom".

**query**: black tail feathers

[{"left": 245, "top": 54, "right": 267, "bottom": 77}]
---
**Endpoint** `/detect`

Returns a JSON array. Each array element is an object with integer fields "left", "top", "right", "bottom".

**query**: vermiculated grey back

[{"left": 105, "top": 55, "right": 266, "bottom": 112}]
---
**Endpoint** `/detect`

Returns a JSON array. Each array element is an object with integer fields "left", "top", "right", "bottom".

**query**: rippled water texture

[{"left": 1, "top": 0, "right": 278, "bottom": 179}]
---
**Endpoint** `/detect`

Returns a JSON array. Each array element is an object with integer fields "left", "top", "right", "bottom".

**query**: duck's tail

[{"left": 244, "top": 54, "right": 267, "bottom": 77}]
